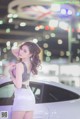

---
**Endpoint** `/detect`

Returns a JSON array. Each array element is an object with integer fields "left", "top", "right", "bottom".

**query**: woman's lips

[{"left": 18, "top": 54, "right": 22, "bottom": 57}]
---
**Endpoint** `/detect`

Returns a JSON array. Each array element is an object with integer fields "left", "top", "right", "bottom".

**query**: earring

[{"left": 30, "top": 57, "right": 33, "bottom": 61}]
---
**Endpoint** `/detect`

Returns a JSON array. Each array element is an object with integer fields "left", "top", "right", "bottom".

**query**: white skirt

[{"left": 12, "top": 86, "right": 35, "bottom": 111}]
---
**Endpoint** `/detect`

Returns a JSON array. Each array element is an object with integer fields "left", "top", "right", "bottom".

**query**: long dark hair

[{"left": 19, "top": 41, "right": 41, "bottom": 75}]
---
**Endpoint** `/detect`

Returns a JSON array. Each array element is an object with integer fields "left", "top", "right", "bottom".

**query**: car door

[
  {"left": 42, "top": 84, "right": 80, "bottom": 119},
  {"left": 0, "top": 80, "right": 14, "bottom": 119},
  {"left": 30, "top": 81, "right": 49, "bottom": 119}
]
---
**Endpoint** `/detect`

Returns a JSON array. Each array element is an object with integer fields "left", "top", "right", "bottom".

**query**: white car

[{"left": 0, "top": 76, "right": 80, "bottom": 119}]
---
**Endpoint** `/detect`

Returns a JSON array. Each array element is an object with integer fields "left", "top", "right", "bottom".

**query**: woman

[{"left": 10, "top": 41, "right": 41, "bottom": 119}]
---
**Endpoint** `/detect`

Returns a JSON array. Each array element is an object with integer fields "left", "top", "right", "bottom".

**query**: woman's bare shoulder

[
  {"left": 16, "top": 62, "right": 23, "bottom": 68},
  {"left": 15, "top": 62, "right": 23, "bottom": 73}
]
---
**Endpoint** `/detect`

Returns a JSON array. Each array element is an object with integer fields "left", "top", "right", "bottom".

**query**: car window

[
  {"left": 30, "top": 82, "right": 44, "bottom": 103},
  {"left": 0, "top": 84, "right": 14, "bottom": 98},
  {"left": 0, "top": 82, "right": 14, "bottom": 105},
  {"left": 42, "top": 84, "right": 80, "bottom": 103}
]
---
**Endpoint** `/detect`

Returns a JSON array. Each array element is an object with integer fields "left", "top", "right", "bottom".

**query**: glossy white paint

[
  {"left": 33, "top": 104, "right": 49, "bottom": 119},
  {"left": 46, "top": 99, "right": 80, "bottom": 119}
]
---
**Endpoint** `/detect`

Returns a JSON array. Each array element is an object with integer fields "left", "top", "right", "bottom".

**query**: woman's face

[{"left": 19, "top": 45, "right": 31, "bottom": 59}]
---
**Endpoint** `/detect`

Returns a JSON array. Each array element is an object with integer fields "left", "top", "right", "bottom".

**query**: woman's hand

[{"left": 11, "top": 47, "right": 20, "bottom": 58}]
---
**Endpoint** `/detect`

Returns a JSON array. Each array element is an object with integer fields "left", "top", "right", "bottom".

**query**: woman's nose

[{"left": 20, "top": 50, "right": 23, "bottom": 54}]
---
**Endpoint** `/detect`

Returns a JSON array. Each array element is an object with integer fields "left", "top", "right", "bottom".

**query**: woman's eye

[{"left": 24, "top": 50, "right": 27, "bottom": 53}]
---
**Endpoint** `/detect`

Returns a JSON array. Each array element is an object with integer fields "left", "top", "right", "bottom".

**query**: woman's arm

[{"left": 11, "top": 63, "right": 23, "bottom": 88}]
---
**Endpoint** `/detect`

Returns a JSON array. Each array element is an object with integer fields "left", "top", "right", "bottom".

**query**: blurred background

[{"left": 0, "top": 0, "right": 80, "bottom": 87}]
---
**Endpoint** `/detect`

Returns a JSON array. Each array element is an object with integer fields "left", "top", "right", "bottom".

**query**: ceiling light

[
  {"left": 61, "top": 9, "right": 67, "bottom": 15},
  {"left": 6, "top": 28, "right": 11, "bottom": 33},
  {"left": 12, "top": 42, "right": 18, "bottom": 50},
  {"left": 7, "top": 14, "right": 13, "bottom": 18},
  {"left": 46, "top": 51, "right": 52, "bottom": 57},
  {"left": 49, "top": 20, "right": 58, "bottom": 27},
  {"left": 45, "top": 57, "right": 51, "bottom": 62},
  {"left": 67, "top": 10, "right": 72, "bottom": 15},
  {"left": 0, "top": 20, "right": 3, "bottom": 25},
  {"left": 8, "top": 18, "right": 13, "bottom": 23},
  {"left": 44, "top": 50, "right": 51, "bottom": 57},
  {"left": 59, "top": 21, "right": 69, "bottom": 30},
  {"left": 57, "top": 39, "right": 63, "bottom": 44},
  {"left": 33, "top": 38, "right": 38, "bottom": 43},
  {"left": 13, "top": 14, "right": 18, "bottom": 18},
  {"left": 43, "top": 43, "right": 48, "bottom": 48},
  {"left": 35, "top": 26, "right": 39, "bottom": 31},
  {"left": 6, "top": 41, "right": 10, "bottom": 46},
  {"left": 44, "top": 35, "right": 50, "bottom": 39},
  {"left": 44, "top": 50, "right": 48, "bottom": 55},
  {"left": 50, "top": 33, "right": 56, "bottom": 37},
  {"left": 66, "top": 51, "right": 70, "bottom": 56},
  {"left": 20, "top": 22, "right": 27, "bottom": 27}
]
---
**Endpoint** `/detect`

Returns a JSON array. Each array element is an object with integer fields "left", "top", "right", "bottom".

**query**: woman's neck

[{"left": 22, "top": 58, "right": 30, "bottom": 64}]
